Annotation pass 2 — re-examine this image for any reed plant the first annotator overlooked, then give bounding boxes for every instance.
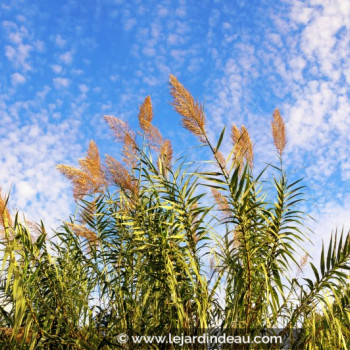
[0,76,349,349]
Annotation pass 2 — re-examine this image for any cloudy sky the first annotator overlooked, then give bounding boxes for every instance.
[1,0,350,262]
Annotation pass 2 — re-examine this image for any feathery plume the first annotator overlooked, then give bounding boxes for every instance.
[231,124,240,145]
[271,109,286,156]
[169,74,207,143]
[104,116,133,143]
[0,188,12,232]
[78,141,104,183]
[105,155,138,195]
[298,253,309,273]
[66,223,98,245]
[146,125,163,151]
[56,165,90,200]
[231,124,254,168]
[158,139,173,174]
[138,95,164,150]
[25,221,42,240]
[215,151,228,176]
[138,96,153,132]
[104,115,138,168]
[241,126,254,167]
[211,188,230,218]
[122,135,138,168]
[57,140,106,200]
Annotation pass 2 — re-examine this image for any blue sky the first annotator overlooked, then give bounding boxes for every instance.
[1,0,350,261]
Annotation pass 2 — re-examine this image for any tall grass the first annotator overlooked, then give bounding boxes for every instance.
[0,76,349,349]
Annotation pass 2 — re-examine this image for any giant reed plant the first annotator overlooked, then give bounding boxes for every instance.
[0,76,349,349]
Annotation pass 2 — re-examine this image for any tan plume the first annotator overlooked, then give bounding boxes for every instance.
[66,223,98,245]
[231,124,254,168]
[25,221,43,241]
[105,155,138,195]
[104,116,138,168]
[298,253,309,273]
[0,188,12,233]
[147,125,164,151]
[271,109,286,156]
[169,74,207,143]
[158,139,173,175]
[215,151,228,176]
[138,95,164,151]
[79,141,104,182]
[138,95,153,132]
[57,140,106,200]
[211,188,230,218]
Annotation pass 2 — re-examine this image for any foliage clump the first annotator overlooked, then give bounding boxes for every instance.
[0,76,349,349]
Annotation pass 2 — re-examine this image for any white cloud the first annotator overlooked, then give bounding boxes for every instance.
[0,119,82,229]
[59,51,73,65]
[142,47,156,57]
[5,43,32,71]
[202,0,350,276]
[53,77,70,89]
[11,72,26,85]
[278,1,350,188]
[51,64,62,73]
[16,181,36,205]
[2,21,34,71]
[8,31,23,44]
[55,34,66,48]
[124,18,136,31]
[79,84,88,94]
[302,195,350,268]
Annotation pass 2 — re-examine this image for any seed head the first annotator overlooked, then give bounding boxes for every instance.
[158,139,173,175]
[298,253,309,273]
[104,115,138,168]
[211,188,230,218]
[0,188,12,234]
[105,155,138,195]
[66,223,98,245]
[231,124,254,168]
[271,109,286,156]
[138,95,153,132]
[57,140,106,200]
[169,74,207,143]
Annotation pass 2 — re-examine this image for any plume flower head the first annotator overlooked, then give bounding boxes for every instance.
[215,150,228,175]
[0,188,12,233]
[231,124,254,168]
[57,140,106,200]
[158,139,173,175]
[138,95,153,132]
[169,74,207,143]
[211,188,230,218]
[104,115,138,168]
[105,155,138,195]
[66,223,99,246]
[271,109,286,156]
[138,95,164,151]
[298,253,309,273]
